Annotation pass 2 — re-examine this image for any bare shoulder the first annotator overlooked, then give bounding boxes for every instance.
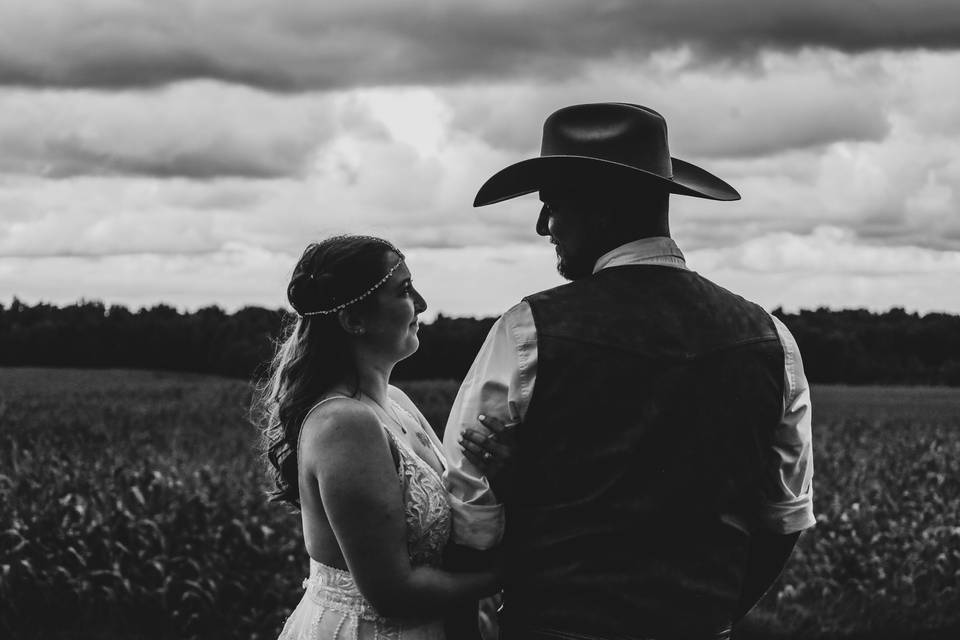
[299,397,385,462]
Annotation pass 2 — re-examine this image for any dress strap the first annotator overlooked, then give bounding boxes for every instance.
[298,395,404,473]
[302,395,353,427]
[378,423,404,473]
[297,395,353,461]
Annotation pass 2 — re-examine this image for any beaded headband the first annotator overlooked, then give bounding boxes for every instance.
[298,238,405,318]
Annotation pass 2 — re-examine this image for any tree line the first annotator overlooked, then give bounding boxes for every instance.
[1,299,958,385]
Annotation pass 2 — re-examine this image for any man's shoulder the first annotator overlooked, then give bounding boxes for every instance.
[688,271,778,328]
[522,280,577,301]
[522,277,594,306]
[497,299,535,336]
[525,266,705,303]
[767,313,804,359]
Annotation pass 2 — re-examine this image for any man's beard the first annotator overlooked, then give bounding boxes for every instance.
[555,245,594,281]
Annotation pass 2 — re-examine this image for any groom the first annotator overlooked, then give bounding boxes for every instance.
[443,103,815,639]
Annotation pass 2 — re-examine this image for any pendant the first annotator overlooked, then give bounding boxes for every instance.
[415,431,431,448]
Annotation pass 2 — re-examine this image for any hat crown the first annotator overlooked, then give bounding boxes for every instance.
[472,100,740,207]
[540,103,673,178]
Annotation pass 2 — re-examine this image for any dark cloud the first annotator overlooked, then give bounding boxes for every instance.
[34,140,300,180]
[2,1,960,91]
[448,77,893,161]
[0,138,307,180]
[671,96,891,159]
[857,219,960,251]
[0,84,378,180]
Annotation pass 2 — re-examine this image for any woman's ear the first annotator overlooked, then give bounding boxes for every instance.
[337,309,366,336]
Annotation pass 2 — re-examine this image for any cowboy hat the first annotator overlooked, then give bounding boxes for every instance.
[473,102,740,206]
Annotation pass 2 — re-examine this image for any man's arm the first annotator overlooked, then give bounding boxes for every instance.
[440,302,536,639]
[734,317,817,620]
[441,301,536,550]
[734,530,800,621]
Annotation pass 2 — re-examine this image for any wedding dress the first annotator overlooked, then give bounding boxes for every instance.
[278,397,452,640]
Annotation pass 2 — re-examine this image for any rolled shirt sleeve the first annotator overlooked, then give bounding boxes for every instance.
[442,301,537,550]
[763,316,816,534]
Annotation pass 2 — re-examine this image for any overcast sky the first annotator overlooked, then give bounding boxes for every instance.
[2,0,960,318]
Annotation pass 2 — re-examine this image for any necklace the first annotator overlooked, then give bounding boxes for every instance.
[350,390,445,473]
[392,401,434,450]
[366,395,444,471]
[391,401,446,472]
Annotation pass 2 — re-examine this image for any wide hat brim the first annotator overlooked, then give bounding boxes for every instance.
[474,155,740,207]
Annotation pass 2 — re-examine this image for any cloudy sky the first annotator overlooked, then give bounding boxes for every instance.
[2,0,960,319]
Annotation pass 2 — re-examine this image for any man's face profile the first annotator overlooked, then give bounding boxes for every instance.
[537,189,598,280]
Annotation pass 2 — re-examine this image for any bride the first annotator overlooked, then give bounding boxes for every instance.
[256,235,509,639]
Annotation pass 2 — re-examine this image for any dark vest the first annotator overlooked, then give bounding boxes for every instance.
[502,265,785,640]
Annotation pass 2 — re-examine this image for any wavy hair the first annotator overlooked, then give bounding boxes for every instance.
[253,235,402,508]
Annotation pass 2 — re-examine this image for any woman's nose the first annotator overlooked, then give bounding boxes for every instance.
[413,288,428,313]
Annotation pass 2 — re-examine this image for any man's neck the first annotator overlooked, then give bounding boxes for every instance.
[591,236,686,274]
[590,230,671,265]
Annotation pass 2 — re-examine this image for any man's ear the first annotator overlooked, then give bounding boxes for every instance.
[337,309,366,336]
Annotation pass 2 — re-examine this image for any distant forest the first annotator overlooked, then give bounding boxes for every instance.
[1,299,959,386]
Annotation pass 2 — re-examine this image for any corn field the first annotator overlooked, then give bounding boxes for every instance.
[1,368,959,639]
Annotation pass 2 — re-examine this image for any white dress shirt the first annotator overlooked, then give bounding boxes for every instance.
[442,237,816,550]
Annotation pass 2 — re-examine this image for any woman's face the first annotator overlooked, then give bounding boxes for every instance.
[357,254,427,362]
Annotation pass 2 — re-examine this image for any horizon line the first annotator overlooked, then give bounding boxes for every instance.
[4,295,959,321]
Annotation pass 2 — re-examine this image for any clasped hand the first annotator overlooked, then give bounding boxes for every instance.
[458,414,517,501]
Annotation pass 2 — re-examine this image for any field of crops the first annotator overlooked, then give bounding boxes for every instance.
[1,367,959,639]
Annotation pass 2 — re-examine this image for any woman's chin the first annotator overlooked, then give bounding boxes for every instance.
[398,335,419,360]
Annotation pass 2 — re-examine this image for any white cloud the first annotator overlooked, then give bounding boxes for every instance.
[0,243,294,312]
[0,13,958,316]
[686,227,960,313]
[6,228,960,317]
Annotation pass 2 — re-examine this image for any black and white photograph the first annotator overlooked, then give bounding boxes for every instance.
[1,2,959,639]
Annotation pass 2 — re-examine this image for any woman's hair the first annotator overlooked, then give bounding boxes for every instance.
[253,235,402,508]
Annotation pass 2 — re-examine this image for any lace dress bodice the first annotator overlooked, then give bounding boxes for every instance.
[279,397,452,640]
[389,422,452,567]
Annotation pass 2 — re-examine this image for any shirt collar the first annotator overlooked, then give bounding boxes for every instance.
[592,236,688,274]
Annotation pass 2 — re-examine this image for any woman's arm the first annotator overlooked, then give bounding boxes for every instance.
[301,401,499,618]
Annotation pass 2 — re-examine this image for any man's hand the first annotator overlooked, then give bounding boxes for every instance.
[458,414,518,501]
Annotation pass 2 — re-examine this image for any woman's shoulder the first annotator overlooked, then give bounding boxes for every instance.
[299,396,403,478]
[301,396,384,451]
